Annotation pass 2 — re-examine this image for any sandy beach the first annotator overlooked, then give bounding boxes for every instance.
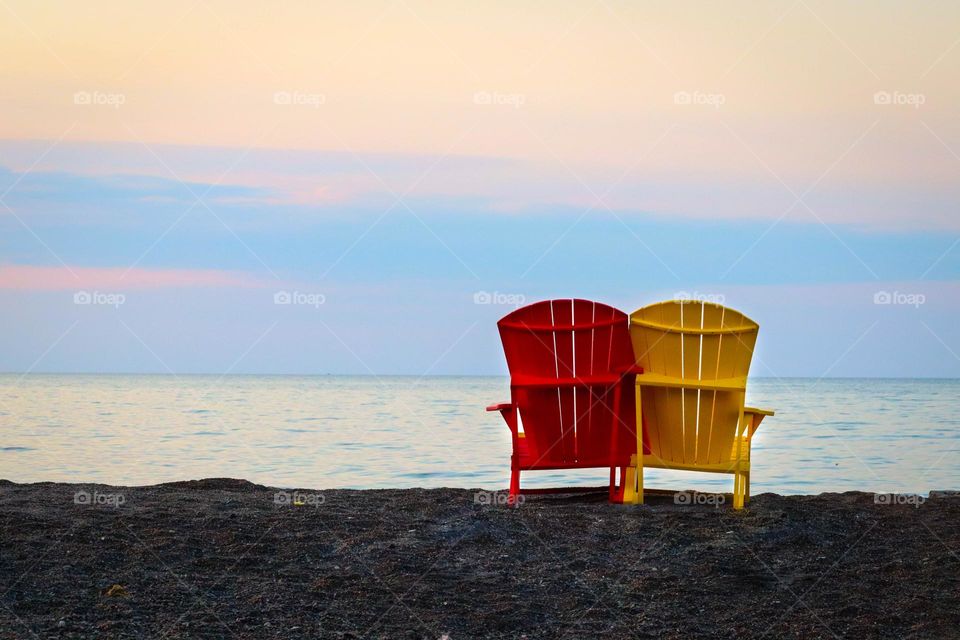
[1,479,958,639]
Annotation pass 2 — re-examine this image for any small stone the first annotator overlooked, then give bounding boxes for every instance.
[58,619,66,629]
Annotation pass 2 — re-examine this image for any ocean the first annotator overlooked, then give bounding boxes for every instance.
[1,375,957,495]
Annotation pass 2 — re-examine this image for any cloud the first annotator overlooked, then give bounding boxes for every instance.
[0,164,275,207]
[3,136,960,232]
[0,141,515,211]
[0,264,268,291]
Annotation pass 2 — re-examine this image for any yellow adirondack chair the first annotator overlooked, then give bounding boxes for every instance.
[621,300,774,509]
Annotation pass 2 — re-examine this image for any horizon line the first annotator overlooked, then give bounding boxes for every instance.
[3,371,959,381]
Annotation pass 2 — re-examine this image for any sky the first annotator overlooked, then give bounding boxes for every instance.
[1,1,959,377]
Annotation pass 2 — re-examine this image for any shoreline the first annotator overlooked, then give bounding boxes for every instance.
[2,479,958,638]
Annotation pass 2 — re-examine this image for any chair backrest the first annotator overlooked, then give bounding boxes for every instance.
[498,299,636,468]
[629,300,759,466]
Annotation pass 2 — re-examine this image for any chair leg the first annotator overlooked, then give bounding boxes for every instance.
[622,463,635,504]
[634,384,645,505]
[732,473,744,510]
[743,472,750,506]
[618,466,627,503]
[609,466,629,503]
[609,467,625,503]
[636,458,644,505]
[508,466,520,507]
[623,455,643,505]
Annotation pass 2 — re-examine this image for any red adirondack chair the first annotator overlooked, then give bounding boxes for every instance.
[487,299,643,503]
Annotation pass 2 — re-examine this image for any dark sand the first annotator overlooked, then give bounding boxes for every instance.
[1,479,958,639]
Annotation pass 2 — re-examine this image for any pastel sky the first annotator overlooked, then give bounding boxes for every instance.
[1,1,959,376]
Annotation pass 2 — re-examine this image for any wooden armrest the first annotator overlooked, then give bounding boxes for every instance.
[487,402,519,435]
[743,406,774,439]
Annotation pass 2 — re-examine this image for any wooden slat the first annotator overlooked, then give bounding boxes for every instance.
[699,303,726,380]
[681,302,702,464]
[698,388,718,465]
[735,330,758,379]
[573,299,596,462]
[658,302,683,378]
[634,373,746,391]
[698,303,725,465]
[510,373,621,388]
[707,390,740,464]
[552,300,575,463]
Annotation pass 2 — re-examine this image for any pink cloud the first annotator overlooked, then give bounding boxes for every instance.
[0,264,267,291]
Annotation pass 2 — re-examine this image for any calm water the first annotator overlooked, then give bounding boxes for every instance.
[1,375,958,495]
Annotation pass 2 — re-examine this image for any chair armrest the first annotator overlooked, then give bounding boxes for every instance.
[487,402,518,435]
[743,407,774,439]
[616,364,645,376]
